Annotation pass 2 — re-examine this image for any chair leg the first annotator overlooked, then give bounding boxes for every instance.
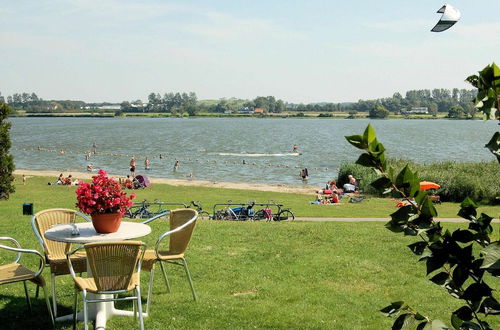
[181,258,198,301]
[158,261,171,293]
[41,284,55,325]
[73,287,78,330]
[136,286,145,330]
[82,290,88,330]
[23,281,33,312]
[51,273,57,317]
[146,267,155,315]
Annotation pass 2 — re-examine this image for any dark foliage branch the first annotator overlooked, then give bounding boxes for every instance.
[345,124,499,330]
[0,102,15,199]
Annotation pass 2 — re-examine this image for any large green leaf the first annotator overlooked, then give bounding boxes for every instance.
[380,301,406,317]
[484,131,500,163]
[355,153,378,167]
[363,124,376,144]
[480,242,500,270]
[345,134,367,150]
[429,272,449,285]
[408,241,428,255]
[462,283,493,301]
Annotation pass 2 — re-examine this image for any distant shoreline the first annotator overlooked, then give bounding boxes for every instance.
[14,169,316,195]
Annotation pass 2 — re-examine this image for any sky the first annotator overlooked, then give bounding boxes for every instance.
[0,0,499,103]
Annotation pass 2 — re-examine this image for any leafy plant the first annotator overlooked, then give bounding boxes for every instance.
[465,63,500,162]
[345,124,499,330]
[75,169,136,215]
[0,102,15,199]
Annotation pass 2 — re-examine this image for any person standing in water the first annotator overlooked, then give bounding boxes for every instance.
[293,144,299,153]
[174,160,180,171]
[144,157,151,170]
[130,156,136,177]
[92,141,97,154]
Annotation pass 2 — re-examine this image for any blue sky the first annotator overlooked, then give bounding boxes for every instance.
[0,0,499,103]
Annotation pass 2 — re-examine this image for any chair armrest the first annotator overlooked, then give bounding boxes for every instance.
[0,237,46,276]
[66,245,86,279]
[142,211,170,224]
[154,213,198,257]
[76,211,92,222]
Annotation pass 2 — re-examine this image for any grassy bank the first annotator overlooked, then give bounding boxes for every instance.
[339,160,500,204]
[1,178,498,329]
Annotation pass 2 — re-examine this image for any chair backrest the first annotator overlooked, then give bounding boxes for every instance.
[32,209,88,260]
[85,241,145,292]
[168,209,198,255]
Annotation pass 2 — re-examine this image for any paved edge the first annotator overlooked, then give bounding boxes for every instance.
[295,217,499,223]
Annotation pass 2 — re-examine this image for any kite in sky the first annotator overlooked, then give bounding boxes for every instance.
[431,3,461,32]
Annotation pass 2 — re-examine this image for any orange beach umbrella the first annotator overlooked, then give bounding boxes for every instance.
[420,181,440,190]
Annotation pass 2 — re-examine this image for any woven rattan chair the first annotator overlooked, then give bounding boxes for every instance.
[0,237,54,325]
[31,208,91,317]
[141,209,198,314]
[67,241,146,330]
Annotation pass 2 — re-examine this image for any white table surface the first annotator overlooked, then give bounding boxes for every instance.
[44,221,151,244]
[44,221,151,329]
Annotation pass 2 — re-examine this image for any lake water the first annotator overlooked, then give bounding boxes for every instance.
[9,117,498,187]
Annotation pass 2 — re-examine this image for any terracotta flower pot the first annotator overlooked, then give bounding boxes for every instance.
[91,213,122,233]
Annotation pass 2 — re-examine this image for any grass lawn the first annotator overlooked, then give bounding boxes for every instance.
[0,176,498,329]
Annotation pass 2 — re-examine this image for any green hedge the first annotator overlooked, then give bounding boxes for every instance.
[339,160,500,204]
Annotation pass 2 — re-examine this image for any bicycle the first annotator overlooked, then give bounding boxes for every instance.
[125,199,187,219]
[188,201,211,220]
[212,201,256,221]
[253,202,295,221]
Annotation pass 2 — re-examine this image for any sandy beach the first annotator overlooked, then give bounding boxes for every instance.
[14,169,317,195]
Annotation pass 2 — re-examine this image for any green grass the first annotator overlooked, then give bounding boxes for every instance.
[0,177,498,329]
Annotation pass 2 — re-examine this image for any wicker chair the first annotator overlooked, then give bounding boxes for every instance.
[0,237,54,325]
[31,208,90,317]
[141,209,198,314]
[67,241,146,330]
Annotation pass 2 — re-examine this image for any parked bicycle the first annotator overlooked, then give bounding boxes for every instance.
[188,201,211,220]
[125,199,188,219]
[252,201,295,221]
[212,201,256,221]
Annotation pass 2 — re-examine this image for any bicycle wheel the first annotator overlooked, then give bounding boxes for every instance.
[252,209,266,220]
[198,211,210,220]
[274,210,295,221]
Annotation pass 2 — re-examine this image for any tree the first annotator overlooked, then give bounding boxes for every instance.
[369,105,389,118]
[0,102,15,199]
[345,125,498,330]
[448,105,465,118]
[466,62,500,162]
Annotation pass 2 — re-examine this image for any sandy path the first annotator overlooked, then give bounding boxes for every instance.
[14,169,317,195]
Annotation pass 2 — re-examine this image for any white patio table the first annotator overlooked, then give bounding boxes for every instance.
[44,221,151,329]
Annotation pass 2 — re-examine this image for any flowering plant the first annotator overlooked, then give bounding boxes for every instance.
[75,170,135,216]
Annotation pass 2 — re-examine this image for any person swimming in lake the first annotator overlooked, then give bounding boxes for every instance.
[174,160,180,171]
[293,144,299,153]
[144,157,151,170]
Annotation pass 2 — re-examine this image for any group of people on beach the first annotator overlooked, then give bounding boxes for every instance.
[48,173,77,186]
[313,175,359,204]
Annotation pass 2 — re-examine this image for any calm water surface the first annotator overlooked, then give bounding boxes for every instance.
[10,117,498,187]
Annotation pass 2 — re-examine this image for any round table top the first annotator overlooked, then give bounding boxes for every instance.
[44,222,151,244]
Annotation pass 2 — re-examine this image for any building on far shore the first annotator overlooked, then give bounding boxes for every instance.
[253,107,264,114]
[402,106,429,115]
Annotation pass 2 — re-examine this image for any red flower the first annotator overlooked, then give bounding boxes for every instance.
[75,170,135,216]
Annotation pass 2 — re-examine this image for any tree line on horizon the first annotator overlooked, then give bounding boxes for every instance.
[0,87,477,118]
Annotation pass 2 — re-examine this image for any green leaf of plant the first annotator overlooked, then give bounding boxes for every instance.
[370,177,393,192]
[363,124,376,144]
[355,153,378,167]
[408,241,428,255]
[452,265,469,288]
[484,131,500,163]
[392,313,414,330]
[479,297,500,315]
[420,197,437,218]
[345,134,367,150]
[453,306,473,321]
[462,283,493,301]
[451,229,474,243]
[429,272,448,285]
[416,321,428,330]
[380,301,405,316]
[480,242,500,270]
[457,197,478,220]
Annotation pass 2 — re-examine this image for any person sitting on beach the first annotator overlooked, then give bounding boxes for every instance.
[87,163,94,172]
[348,175,357,186]
[63,174,73,185]
[343,175,358,193]
[123,175,133,189]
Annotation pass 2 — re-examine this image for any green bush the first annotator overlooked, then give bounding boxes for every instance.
[339,160,499,204]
